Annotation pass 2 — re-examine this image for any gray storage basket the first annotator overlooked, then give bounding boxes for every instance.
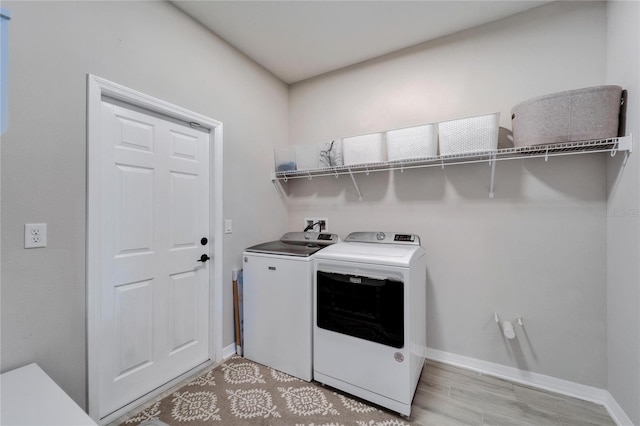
[511,85,623,147]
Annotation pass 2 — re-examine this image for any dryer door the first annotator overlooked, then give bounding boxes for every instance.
[316,270,404,348]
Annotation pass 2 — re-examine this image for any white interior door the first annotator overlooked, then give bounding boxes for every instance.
[97,99,210,418]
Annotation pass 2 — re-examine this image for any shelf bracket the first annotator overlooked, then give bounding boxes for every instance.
[616,134,633,153]
[611,135,633,165]
[347,168,363,201]
[271,173,288,200]
[489,153,497,199]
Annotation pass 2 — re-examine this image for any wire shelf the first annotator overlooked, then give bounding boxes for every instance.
[271,136,632,200]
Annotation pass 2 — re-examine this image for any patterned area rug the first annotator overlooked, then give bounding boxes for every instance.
[121,356,414,426]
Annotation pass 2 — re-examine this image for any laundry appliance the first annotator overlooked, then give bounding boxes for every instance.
[313,231,427,416]
[243,231,339,381]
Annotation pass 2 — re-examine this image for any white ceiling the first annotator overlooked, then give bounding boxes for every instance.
[171,1,551,84]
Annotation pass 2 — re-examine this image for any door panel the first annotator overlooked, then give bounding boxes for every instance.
[116,114,154,152]
[169,271,198,353]
[99,101,210,418]
[115,165,154,254]
[114,280,153,378]
[170,172,198,247]
[170,129,199,159]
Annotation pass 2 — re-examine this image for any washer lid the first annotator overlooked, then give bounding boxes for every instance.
[314,241,425,267]
[245,240,322,257]
[245,232,339,257]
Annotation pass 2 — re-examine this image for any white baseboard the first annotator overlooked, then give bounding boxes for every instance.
[602,392,635,426]
[425,348,633,426]
[222,342,237,360]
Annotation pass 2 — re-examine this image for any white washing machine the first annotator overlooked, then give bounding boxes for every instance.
[313,232,427,416]
[243,232,339,381]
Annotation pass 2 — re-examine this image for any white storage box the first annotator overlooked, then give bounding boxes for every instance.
[439,112,500,155]
[275,140,344,172]
[274,148,296,172]
[386,124,438,161]
[511,85,623,147]
[342,133,387,165]
[295,143,318,171]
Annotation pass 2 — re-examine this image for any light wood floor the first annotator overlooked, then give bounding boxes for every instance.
[112,358,617,426]
[412,360,616,426]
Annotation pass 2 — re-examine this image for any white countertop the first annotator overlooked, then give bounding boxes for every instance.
[0,363,98,426]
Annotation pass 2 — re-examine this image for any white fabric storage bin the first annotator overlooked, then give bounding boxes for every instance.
[438,112,500,155]
[342,133,387,165]
[295,143,319,170]
[386,124,438,161]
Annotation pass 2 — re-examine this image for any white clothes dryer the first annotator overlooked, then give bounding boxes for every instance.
[313,232,427,416]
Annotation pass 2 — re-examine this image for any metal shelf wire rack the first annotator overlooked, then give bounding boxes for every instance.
[271,135,632,200]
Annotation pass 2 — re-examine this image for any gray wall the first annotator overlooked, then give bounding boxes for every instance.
[2,0,639,422]
[288,1,609,388]
[606,2,640,424]
[0,1,289,408]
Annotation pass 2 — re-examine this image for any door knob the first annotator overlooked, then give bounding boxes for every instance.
[198,254,210,263]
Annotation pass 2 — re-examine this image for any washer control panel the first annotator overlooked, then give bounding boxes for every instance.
[345,232,420,245]
[281,232,339,245]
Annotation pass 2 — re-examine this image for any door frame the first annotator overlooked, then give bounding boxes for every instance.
[86,74,224,424]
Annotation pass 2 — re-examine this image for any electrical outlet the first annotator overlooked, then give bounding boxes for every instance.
[25,223,47,248]
[304,217,328,232]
